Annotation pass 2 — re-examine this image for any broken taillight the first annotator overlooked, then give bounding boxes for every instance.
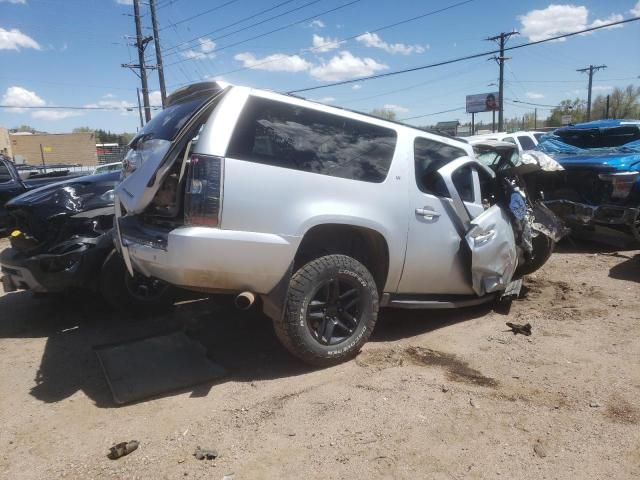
[184,154,223,227]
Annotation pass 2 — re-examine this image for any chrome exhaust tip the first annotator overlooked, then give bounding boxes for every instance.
[234,291,255,310]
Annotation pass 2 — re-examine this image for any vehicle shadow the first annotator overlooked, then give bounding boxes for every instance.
[609,253,640,283]
[557,230,638,253]
[0,291,497,408]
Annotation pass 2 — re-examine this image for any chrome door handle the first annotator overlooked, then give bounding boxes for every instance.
[415,207,441,220]
[471,229,496,245]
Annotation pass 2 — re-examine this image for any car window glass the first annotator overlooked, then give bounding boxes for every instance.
[533,133,544,141]
[414,137,467,196]
[503,137,516,144]
[227,96,397,183]
[452,165,474,202]
[518,135,536,150]
[0,163,13,183]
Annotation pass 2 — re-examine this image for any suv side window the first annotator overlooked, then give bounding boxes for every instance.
[227,96,397,183]
[517,135,536,150]
[414,137,467,198]
[502,137,516,145]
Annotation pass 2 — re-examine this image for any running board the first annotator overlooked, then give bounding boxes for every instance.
[381,293,496,310]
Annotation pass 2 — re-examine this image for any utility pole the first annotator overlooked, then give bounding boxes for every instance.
[605,94,610,119]
[486,31,519,132]
[149,0,167,107]
[136,88,144,129]
[534,108,537,129]
[121,0,156,123]
[577,64,607,121]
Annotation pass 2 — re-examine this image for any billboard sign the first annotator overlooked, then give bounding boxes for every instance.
[466,92,500,113]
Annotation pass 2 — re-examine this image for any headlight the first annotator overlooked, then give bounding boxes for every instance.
[598,172,640,199]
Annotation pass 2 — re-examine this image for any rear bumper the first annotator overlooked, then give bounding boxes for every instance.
[543,199,639,228]
[119,221,300,294]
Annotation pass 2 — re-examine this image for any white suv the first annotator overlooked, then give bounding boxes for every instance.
[468,131,543,153]
[115,82,558,365]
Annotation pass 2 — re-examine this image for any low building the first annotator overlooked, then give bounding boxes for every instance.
[10,132,98,167]
[434,120,461,136]
[0,128,12,157]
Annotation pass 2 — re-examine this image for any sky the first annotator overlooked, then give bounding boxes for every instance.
[0,0,639,133]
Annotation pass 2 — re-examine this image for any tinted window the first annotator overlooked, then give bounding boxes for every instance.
[136,97,209,142]
[0,163,13,183]
[533,133,544,141]
[452,165,474,202]
[414,137,467,196]
[503,137,516,144]
[227,97,397,183]
[518,135,536,150]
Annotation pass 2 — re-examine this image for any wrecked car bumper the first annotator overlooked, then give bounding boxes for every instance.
[0,233,113,293]
[543,199,639,228]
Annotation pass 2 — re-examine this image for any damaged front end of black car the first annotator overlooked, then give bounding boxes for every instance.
[0,172,174,311]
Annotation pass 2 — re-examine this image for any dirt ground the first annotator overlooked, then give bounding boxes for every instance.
[0,236,639,480]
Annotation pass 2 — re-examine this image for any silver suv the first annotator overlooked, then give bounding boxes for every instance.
[115,82,557,365]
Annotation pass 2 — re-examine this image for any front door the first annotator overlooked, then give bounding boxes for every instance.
[397,137,484,295]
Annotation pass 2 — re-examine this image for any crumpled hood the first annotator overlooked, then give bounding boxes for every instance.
[551,152,640,172]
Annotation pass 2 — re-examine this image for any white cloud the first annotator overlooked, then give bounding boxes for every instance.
[352,84,362,90]
[526,91,545,99]
[631,1,640,16]
[309,51,387,81]
[1,86,45,112]
[589,13,624,30]
[31,110,82,120]
[234,52,312,72]
[311,34,341,53]
[181,37,216,59]
[356,32,427,55]
[0,0,27,4]
[312,96,336,104]
[84,99,134,110]
[383,104,409,114]
[592,85,613,91]
[148,90,162,106]
[115,0,133,5]
[518,4,626,42]
[0,27,40,50]
[309,20,325,28]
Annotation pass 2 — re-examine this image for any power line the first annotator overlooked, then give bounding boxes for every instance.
[577,64,607,121]
[162,0,323,56]
[0,104,160,111]
[287,16,640,94]
[168,0,477,86]
[399,107,466,121]
[159,0,242,31]
[165,0,361,68]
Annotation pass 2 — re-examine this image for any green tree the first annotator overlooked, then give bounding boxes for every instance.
[369,108,397,121]
[591,85,640,119]
[546,98,586,126]
[72,127,94,133]
[12,124,36,133]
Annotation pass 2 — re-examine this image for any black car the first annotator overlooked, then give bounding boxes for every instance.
[0,155,83,235]
[0,171,174,311]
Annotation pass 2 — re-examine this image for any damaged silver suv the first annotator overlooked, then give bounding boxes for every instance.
[115,82,560,366]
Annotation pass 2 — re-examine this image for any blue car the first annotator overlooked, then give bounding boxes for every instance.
[536,120,640,244]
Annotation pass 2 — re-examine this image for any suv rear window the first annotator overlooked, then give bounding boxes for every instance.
[226,96,397,183]
[517,135,536,150]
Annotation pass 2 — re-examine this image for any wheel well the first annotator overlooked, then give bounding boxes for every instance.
[294,224,390,292]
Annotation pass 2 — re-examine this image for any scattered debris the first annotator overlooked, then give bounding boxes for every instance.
[506,322,532,336]
[441,385,449,393]
[194,446,218,460]
[469,398,478,408]
[589,401,601,408]
[107,440,139,460]
[533,440,547,458]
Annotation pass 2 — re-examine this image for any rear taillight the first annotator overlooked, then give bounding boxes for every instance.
[184,154,223,227]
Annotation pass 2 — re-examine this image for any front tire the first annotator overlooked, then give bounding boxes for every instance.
[274,255,379,366]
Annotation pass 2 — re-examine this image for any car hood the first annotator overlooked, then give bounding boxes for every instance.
[550,152,640,172]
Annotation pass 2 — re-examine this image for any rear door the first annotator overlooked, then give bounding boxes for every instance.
[115,84,227,214]
[437,159,517,296]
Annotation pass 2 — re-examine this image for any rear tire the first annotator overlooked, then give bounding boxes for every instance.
[273,255,379,367]
[99,249,175,314]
